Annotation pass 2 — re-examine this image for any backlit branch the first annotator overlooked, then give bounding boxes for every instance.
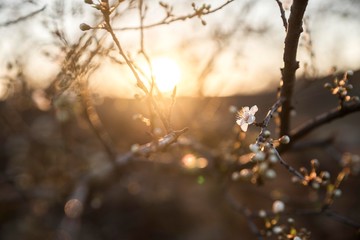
[58,128,188,238]
[0,5,46,27]
[279,0,309,136]
[113,0,234,31]
[274,0,288,31]
[290,102,360,143]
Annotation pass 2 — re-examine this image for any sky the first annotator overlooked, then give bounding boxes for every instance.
[0,0,360,98]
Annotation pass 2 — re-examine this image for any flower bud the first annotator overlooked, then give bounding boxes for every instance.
[352,96,360,102]
[273,226,282,234]
[258,209,267,218]
[324,82,332,89]
[311,181,320,189]
[279,135,290,144]
[272,200,285,213]
[333,189,342,197]
[131,144,140,153]
[249,143,260,153]
[80,23,91,31]
[320,171,330,180]
[263,130,271,138]
[84,0,93,4]
[269,154,278,164]
[239,169,252,179]
[231,172,240,181]
[311,159,320,168]
[287,218,294,224]
[229,105,238,113]
[253,151,266,161]
[346,70,354,76]
[265,169,277,179]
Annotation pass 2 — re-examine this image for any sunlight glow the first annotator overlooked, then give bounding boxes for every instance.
[151,57,181,92]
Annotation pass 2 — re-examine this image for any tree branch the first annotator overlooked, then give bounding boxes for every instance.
[58,128,188,237]
[273,147,305,180]
[279,0,309,136]
[226,193,264,240]
[290,102,360,143]
[256,98,284,144]
[0,5,46,27]
[274,0,288,31]
[113,0,234,31]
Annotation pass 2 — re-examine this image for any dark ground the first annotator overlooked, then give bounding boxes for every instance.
[0,71,360,240]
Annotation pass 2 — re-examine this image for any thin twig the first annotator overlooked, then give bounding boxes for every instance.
[58,128,188,236]
[279,0,309,137]
[113,0,234,31]
[274,0,288,31]
[79,79,117,161]
[294,208,360,230]
[0,5,46,27]
[102,6,171,132]
[226,193,264,240]
[256,98,284,144]
[324,209,360,229]
[273,147,305,180]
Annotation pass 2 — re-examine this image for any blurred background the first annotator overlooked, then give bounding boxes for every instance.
[0,0,360,239]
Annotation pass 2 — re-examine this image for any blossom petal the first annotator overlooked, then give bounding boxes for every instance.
[250,105,258,114]
[236,119,244,126]
[243,106,249,112]
[241,123,248,132]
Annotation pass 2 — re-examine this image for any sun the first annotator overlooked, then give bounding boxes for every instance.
[151,57,181,92]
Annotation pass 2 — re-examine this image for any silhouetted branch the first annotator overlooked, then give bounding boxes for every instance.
[0,5,46,27]
[80,84,117,161]
[256,98,284,144]
[279,0,309,136]
[273,147,305,180]
[324,209,360,229]
[292,209,360,229]
[102,3,172,133]
[113,0,234,31]
[291,136,334,151]
[274,0,288,31]
[290,102,360,143]
[226,193,264,240]
[58,127,188,237]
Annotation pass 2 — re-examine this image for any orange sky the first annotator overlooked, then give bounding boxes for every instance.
[0,0,360,98]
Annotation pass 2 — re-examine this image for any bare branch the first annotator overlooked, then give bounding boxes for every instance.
[226,193,264,240]
[0,5,46,27]
[290,102,360,143]
[279,0,309,136]
[113,0,234,31]
[273,147,305,180]
[324,209,360,229]
[79,81,117,161]
[274,0,288,31]
[256,98,284,144]
[58,128,188,236]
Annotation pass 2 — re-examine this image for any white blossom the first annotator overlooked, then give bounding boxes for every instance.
[236,105,258,132]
